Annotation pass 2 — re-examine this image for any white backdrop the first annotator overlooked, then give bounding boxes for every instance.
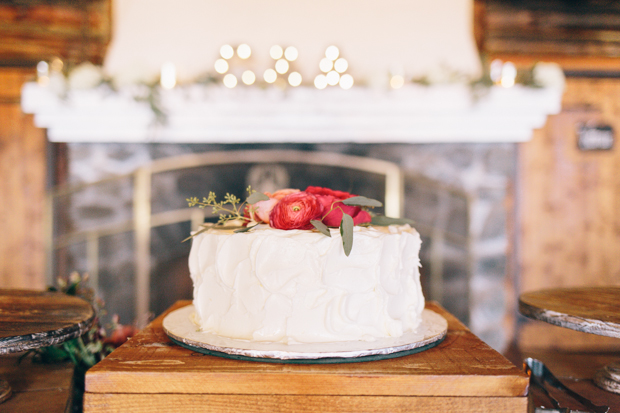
[104,0,482,85]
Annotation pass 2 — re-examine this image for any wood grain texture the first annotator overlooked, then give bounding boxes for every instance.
[0,353,74,412]
[519,287,620,338]
[0,289,95,355]
[595,361,620,394]
[83,394,528,413]
[84,301,528,412]
[0,1,111,65]
[482,0,620,58]
[517,77,620,351]
[0,68,47,290]
[0,379,11,403]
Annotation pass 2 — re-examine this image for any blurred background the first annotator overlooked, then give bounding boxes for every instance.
[1,0,619,356]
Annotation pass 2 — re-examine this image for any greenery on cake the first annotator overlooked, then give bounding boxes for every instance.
[187,186,414,256]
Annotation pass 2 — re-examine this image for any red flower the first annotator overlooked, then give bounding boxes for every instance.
[305,186,354,200]
[269,192,324,230]
[245,189,300,223]
[304,186,372,227]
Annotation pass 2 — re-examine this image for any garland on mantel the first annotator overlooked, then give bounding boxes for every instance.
[33,53,565,126]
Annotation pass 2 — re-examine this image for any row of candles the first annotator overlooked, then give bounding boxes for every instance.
[161,44,355,90]
[35,48,522,91]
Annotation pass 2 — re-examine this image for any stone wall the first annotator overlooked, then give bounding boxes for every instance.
[54,142,516,351]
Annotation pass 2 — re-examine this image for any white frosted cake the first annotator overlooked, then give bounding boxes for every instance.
[188,224,424,344]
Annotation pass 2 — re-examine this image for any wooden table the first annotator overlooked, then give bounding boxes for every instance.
[0,289,95,403]
[519,287,620,394]
[84,300,529,413]
[0,353,75,413]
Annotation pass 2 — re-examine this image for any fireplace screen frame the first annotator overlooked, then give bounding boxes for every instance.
[47,149,406,320]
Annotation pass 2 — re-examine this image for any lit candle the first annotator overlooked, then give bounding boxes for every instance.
[314,74,327,89]
[339,74,354,89]
[264,69,277,84]
[284,46,298,62]
[390,75,405,89]
[275,59,289,74]
[223,74,237,88]
[160,62,176,89]
[288,72,302,87]
[242,70,256,85]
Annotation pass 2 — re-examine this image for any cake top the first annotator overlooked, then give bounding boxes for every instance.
[186,185,415,256]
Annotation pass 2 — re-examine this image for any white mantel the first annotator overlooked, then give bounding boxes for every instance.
[21,82,563,143]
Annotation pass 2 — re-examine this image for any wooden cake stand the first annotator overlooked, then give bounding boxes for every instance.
[0,289,95,403]
[84,300,529,412]
[519,286,620,394]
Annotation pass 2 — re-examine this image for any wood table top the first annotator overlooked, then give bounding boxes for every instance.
[86,300,529,398]
[519,286,620,338]
[0,289,95,355]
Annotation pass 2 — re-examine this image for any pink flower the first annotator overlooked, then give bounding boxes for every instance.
[249,198,279,223]
[269,192,324,230]
[245,189,300,223]
[305,186,372,227]
[268,188,300,200]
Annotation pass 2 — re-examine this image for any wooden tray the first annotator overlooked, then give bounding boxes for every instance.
[84,301,529,412]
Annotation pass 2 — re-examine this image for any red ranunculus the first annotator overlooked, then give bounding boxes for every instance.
[245,189,300,223]
[304,186,372,227]
[305,186,354,199]
[269,192,324,230]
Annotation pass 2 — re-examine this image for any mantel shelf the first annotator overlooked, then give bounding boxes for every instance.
[21,82,563,143]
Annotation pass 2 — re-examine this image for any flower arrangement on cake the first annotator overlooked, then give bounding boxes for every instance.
[187,186,414,256]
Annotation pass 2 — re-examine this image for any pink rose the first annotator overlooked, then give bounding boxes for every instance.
[304,186,371,227]
[267,188,300,200]
[250,198,280,223]
[269,192,324,230]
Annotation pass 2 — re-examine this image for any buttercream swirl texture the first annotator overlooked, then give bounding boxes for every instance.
[189,224,424,344]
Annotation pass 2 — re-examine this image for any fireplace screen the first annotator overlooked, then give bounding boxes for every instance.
[50,149,454,325]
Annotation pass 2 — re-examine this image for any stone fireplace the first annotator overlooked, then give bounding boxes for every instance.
[48,140,516,351]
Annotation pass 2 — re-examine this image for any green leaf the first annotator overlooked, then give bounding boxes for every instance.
[371,216,416,226]
[182,226,210,242]
[246,192,270,204]
[234,224,258,233]
[340,213,354,256]
[311,220,331,237]
[342,196,383,207]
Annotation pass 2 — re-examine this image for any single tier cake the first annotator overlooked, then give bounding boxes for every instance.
[189,224,424,344]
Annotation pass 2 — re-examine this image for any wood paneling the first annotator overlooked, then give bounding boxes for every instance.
[0,68,47,289]
[517,77,620,351]
[0,1,111,65]
[476,0,620,72]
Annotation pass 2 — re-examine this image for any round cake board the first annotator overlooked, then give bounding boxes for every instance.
[163,304,447,364]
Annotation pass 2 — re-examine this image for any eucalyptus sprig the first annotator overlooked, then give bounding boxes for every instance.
[184,187,267,242]
[187,186,267,227]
